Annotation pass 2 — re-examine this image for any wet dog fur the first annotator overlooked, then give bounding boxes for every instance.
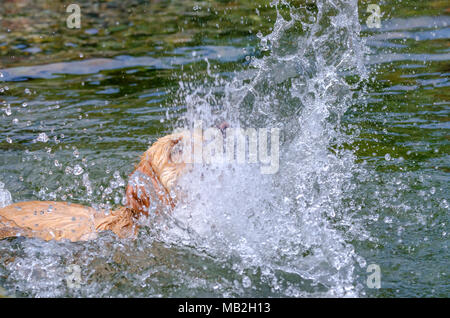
[0,132,190,242]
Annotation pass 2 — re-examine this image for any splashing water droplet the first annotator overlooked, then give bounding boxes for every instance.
[36,133,49,143]
[64,166,73,175]
[0,181,12,208]
[73,165,84,176]
[242,276,252,288]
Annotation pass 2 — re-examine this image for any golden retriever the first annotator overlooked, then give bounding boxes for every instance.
[0,132,194,242]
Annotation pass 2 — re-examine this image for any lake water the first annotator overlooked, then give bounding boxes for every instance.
[0,0,448,297]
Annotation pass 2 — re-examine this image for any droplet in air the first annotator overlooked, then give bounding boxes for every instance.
[73,165,84,176]
[384,153,391,161]
[0,182,13,208]
[242,276,252,288]
[65,166,73,175]
[36,133,49,143]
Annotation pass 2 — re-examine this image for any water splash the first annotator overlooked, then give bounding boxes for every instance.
[0,182,12,208]
[1,0,370,297]
[163,0,369,296]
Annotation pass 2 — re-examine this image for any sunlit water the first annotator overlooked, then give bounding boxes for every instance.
[0,0,448,297]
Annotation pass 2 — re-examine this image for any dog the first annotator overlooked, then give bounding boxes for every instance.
[0,132,193,242]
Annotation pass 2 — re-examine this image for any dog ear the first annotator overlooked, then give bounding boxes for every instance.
[125,180,149,216]
[125,158,153,216]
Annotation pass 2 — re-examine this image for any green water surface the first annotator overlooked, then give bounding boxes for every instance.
[0,0,448,297]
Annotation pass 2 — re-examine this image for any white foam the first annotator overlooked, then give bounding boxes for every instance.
[167,0,369,296]
[0,181,12,208]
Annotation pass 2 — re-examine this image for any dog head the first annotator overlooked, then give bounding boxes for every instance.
[125,132,187,216]
[125,123,229,217]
